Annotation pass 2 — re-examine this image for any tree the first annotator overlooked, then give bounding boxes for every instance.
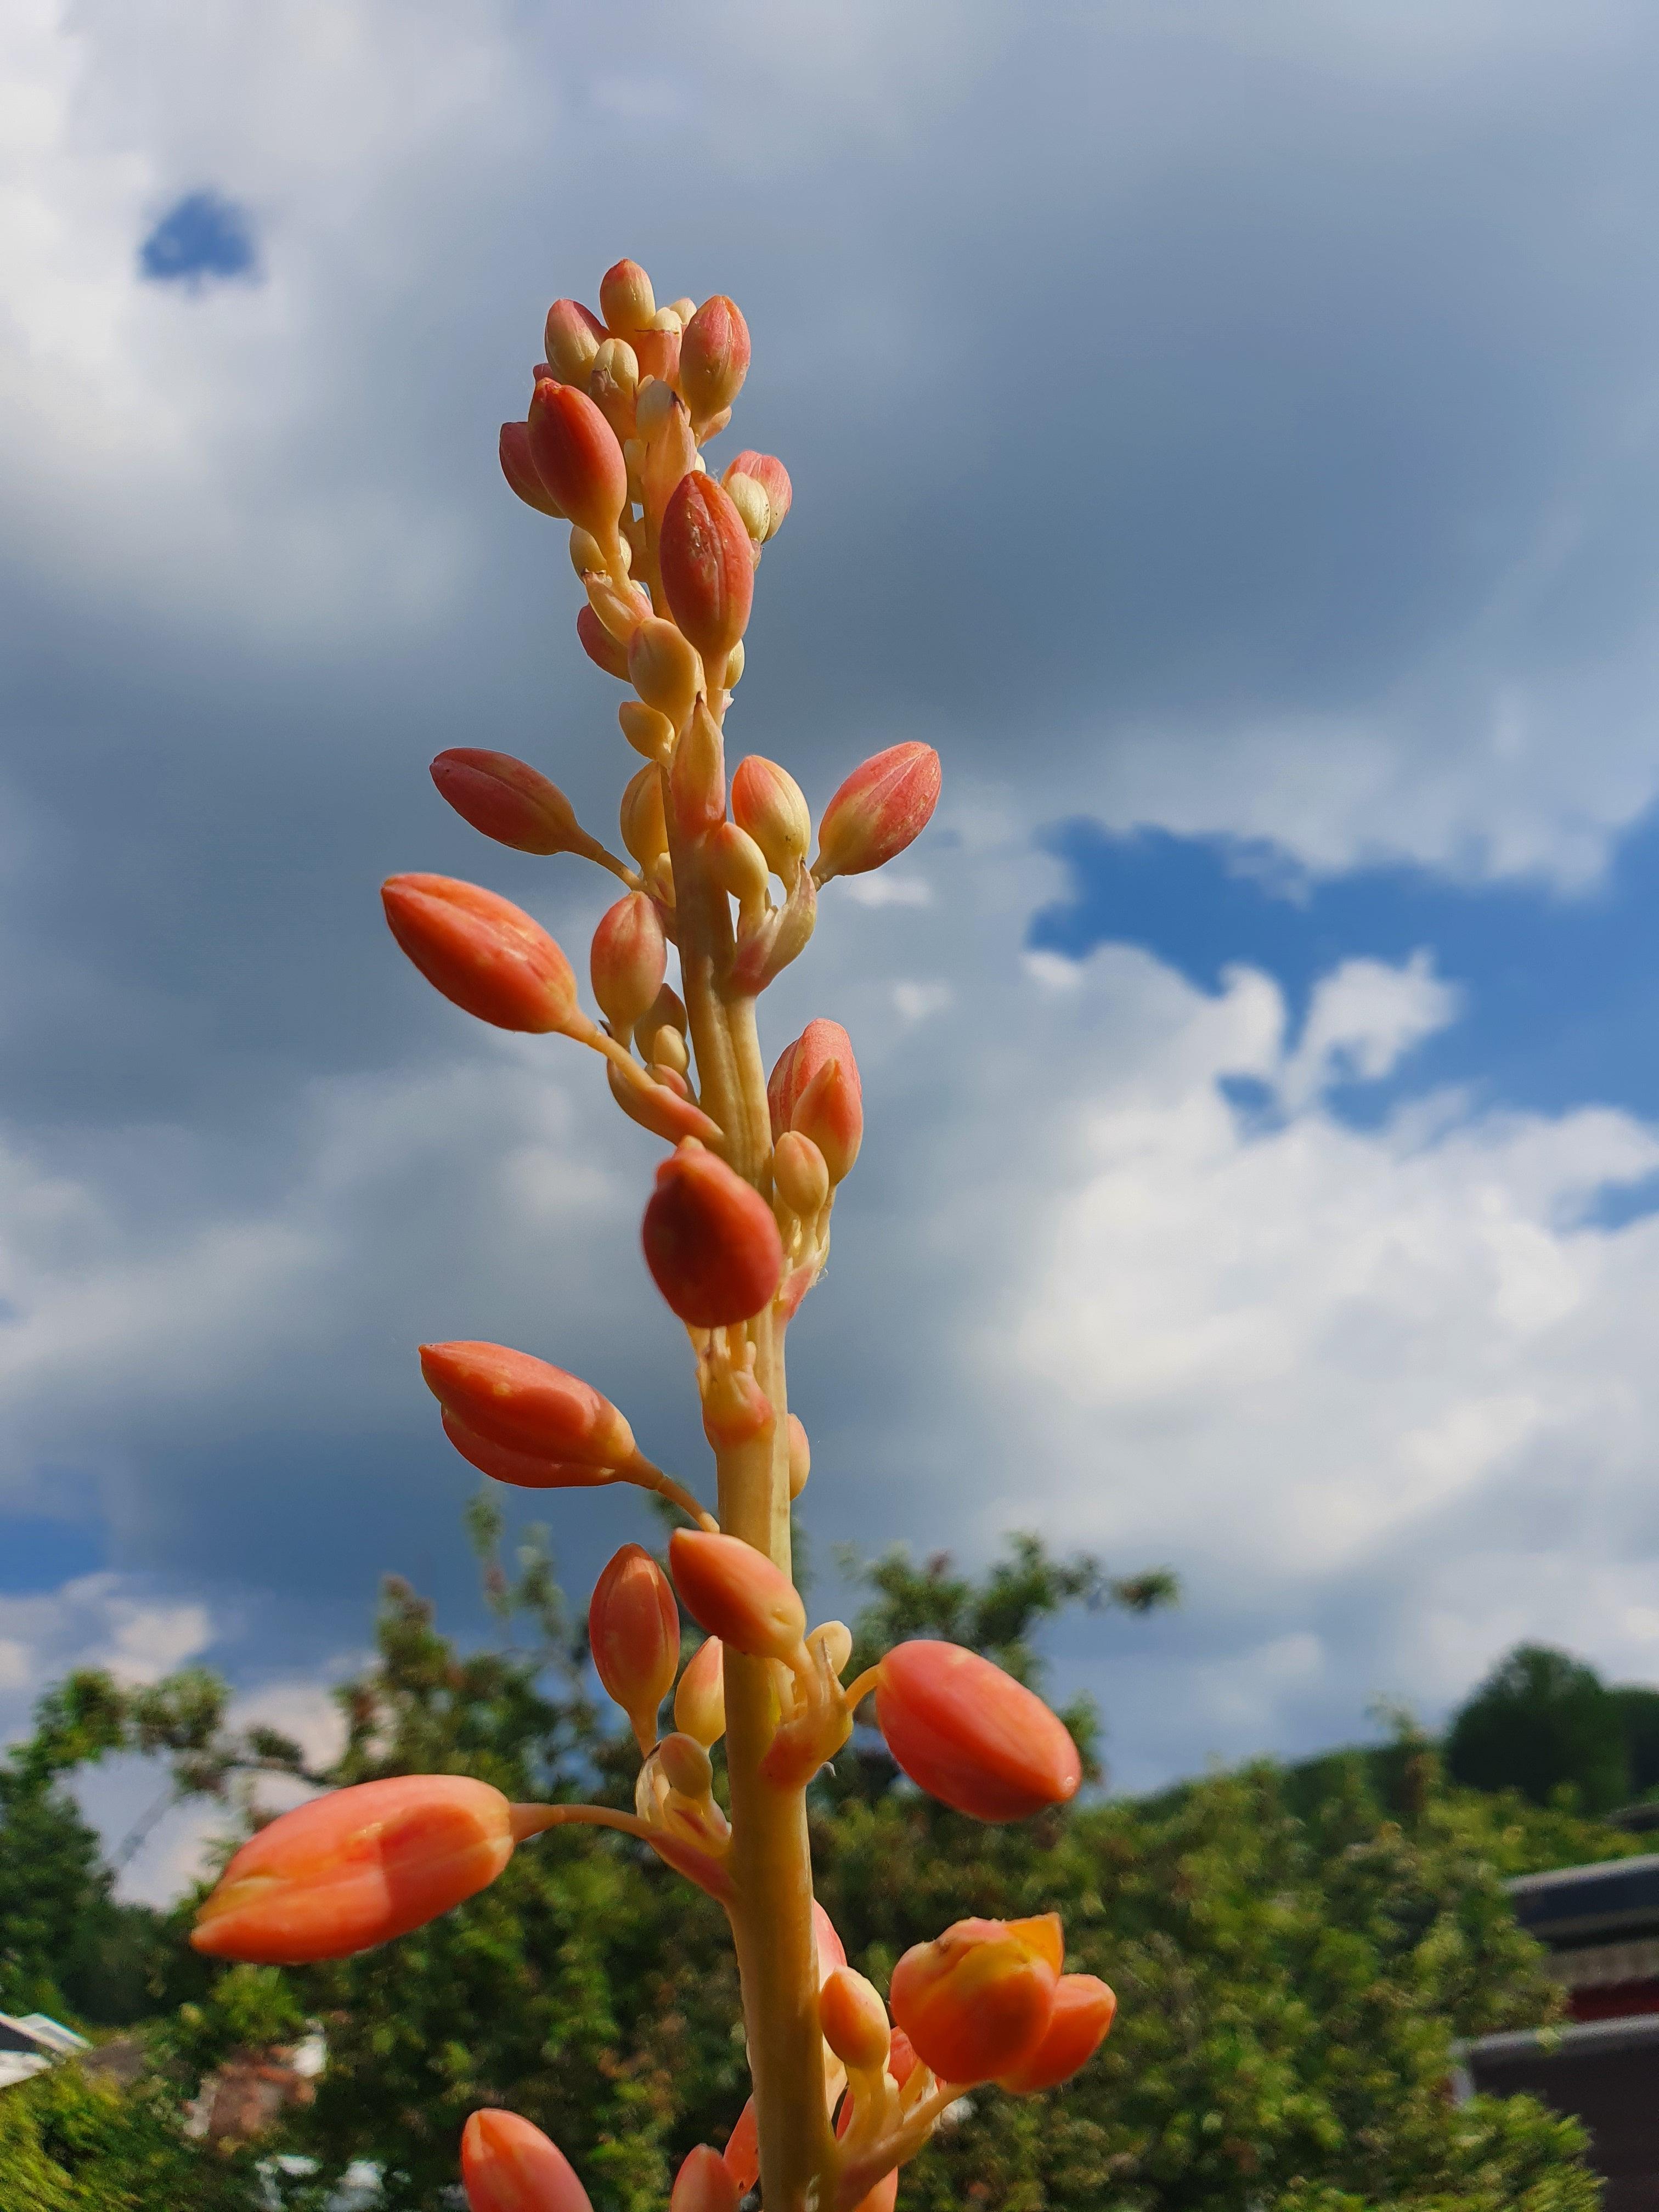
[1611,1683,1659,1800]
[1446,1644,1629,1813]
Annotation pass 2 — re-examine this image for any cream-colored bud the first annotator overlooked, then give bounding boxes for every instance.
[619,700,675,764]
[646,1024,690,1078]
[668,297,697,326]
[787,1412,810,1499]
[724,472,772,545]
[586,573,650,646]
[628,617,702,730]
[710,822,770,909]
[657,1731,714,1799]
[731,755,810,880]
[589,338,640,440]
[635,378,676,438]
[811,1620,853,1679]
[569,526,628,578]
[726,639,745,687]
[600,258,655,334]
[620,763,668,869]
[773,1130,829,1218]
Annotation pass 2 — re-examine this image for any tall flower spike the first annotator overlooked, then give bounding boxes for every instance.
[888,1914,1063,2085]
[871,1638,1082,1821]
[589,1543,681,1753]
[815,742,942,883]
[462,2110,594,2212]
[642,1142,784,1325]
[382,875,579,1035]
[419,1341,638,1468]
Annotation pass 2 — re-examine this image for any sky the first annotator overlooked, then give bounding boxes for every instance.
[6,0,1659,1901]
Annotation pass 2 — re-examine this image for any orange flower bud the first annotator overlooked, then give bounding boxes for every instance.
[816,742,941,882]
[668,1528,805,1661]
[679,295,751,423]
[887,2027,919,2088]
[590,1542,681,1752]
[628,616,702,729]
[873,1639,1081,1822]
[772,1130,829,1218]
[500,421,563,517]
[607,1059,723,1148]
[633,313,683,387]
[732,755,810,880]
[619,700,674,764]
[463,2109,592,2212]
[642,1143,784,1325]
[600,257,655,334]
[544,297,606,385]
[588,336,639,442]
[657,1729,714,1799]
[440,1409,613,1493]
[420,1341,637,1468]
[669,697,726,842]
[787,1412,811,1498]
[724,2100,759,2194]
[429,750,600,860]
[671,2145,739,2212]
[820,1966,890,2072]
[383,874,579,1035]
[191,1775,516,1963]
[674,1634,725,1746]
[590,893,667,1035]
[815,1898,848,1978]
[527,380,627,543]
[996,1973,1117,2094]
[619,763,669,870]
[586,571,652,645]
[888,1915,1062,2085]
[577,603,629,679]
[660,475,754,663]
[723,450,792,539]
[766,1019,863,1182]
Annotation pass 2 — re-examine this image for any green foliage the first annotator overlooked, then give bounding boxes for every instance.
[1611,1683,1659,1799]
[0,2061,259,2212]
[1447,1645,1632,1812]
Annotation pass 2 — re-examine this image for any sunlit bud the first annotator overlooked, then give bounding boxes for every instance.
[710,822,770,910]
[628,617,702,729]
[428,751,600,862]
[500,421,563,517]
[667,2146,737,2212]
[874,1639,1081,1821]
[620,764,669,870]
[731,756,810,881]
[674,1635,725,1746]
[820,1967,890,2072]
[545,297,606,384]
[669,697,726,842]
[679,295,751,424]
[816,743,941,882]
[644,1142,784,1327]
[586,572,652,646]
[527,380,628,544]
[660,475,754,664]
[787,1412,810,1498]
[668,1528,804,1661]
[191,1775,516,1963]
[463,2110,592,2212]
[608,1057,723,1148]
[887,2028,919,2089]
[724,451,792,539]
[815,1900,848,1979]
[590,1543,680,1753]
[634,312,683,387]
[569,526,629,578]
[724,2101,759,2194]
[441,1409,612,1493]
[635,377,678,439]
[664,296,695,326]
[657,1730,714,1801]
[767,1018,862,1181]
[600,257,655,334]
[996,1974,1117,2094]
[646,981,688,1041]
[641,395,699,520]
[646,1025,690,1079]
[701,1362,772,1450]
[810,1620,852,1677]
[577,603,630,680]
[889,1915,1062,2085]
[588,337,639,441]
[619,699,675,764]
[723,471,771,544]
[420,1341,637,1468]
[591,893,668,1035]
[383,874,578,1035]
[725,639,745,687]
[773,1127,831,1221]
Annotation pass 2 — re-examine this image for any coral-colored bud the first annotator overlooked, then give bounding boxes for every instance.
[500,421,563,517]
[588,337,639,441]
[619,700,675,764]
[642,1143,784,1326]
[723,472,771,544]
[463,2109,592,2212]
[440,1409,613,1493]
[660,475,754,663]
[420,1341,636,1468]
[383,875,578,1035]
[724,451,792,539]
[772,1130,829,1218]
[669,697,726,843]
[586,572,652,645]
[591,893,668,1035]
[732,755,810,881]
[590,1543,681,1753]
[873,1639,1081,1822]
[671,2144,739,2212]
[787,1413,811,1499]
[620,764,669,870]
[675,1635,725,1746]
[527,380,628,543]
[701,1362,773,1451]
[888,1915,1062,2086]
[820,1967,890,2072]
[679,296,751,423]
[600,257,655,334]
[767,1019,862,1182]
[816,743,941,882]
[724,2101,759,2194]
[996,1973,1117,2094]
[669,1528,805,1661]
[429,750,599,860]
[633,313,683,387]
[628,617,702,729]
[191,1776,515,1963]
[887,2028,919,2088]
[577,603,630,679]
[545,298,606,385]
[814,1898,848,1979]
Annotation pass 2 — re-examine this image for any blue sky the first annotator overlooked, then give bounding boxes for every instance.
[7,0,1659,1897]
